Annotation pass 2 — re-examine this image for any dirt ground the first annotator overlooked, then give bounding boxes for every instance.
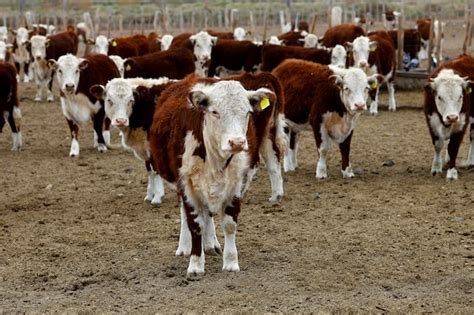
[0,74,472,313]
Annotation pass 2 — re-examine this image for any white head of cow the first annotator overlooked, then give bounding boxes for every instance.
[30,35,49,61]
[91,78,134,128]
[160,34,174,51]
[189,81,273,153]
[300,33,319,48]
[48,54,88,94]
[425,69,471,125]
[189,31,217,63]
[348,36,377,69]
[109,55,125,77]
[331,45,347,68]
[233,27,246,41]
[0,26,8,41]
[0,40,13,62]
[13,27,30,46]
[268,36,283,45]
[330,66,381,113]
[94,35,109,55]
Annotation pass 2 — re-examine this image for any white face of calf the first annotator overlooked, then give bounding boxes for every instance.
[92,78,134,128]
[50,54,88,95]
[233,27,246,41]
[189,31,217,64]
[268,36,283,45]
[0,41,11,61]
[426,69,470,125]
[0,26,8,41]
[160,34,174,51]
[109,55,125,77]
[330,66,379,113]
[14,27,29,46]
[349,36,377,69]
[331,45,347,68]
[301,34,319,48]
[189,81,272,154]
[30,35,48,61]
[95,35,109,55]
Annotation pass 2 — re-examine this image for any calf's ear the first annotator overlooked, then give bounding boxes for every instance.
[86,38,95,45]
[47,59,57,70]
[89,84,105,100]
[134,85,149,102]
[329,74,344,89]
[247,88,275,112]
[368,74,384,90]
[188,90,209,110]
[79,59,89,71]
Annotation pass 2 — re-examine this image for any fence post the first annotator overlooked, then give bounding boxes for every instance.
[427,16,435,73]
[397,14,404,71]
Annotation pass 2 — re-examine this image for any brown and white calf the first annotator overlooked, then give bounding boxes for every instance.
[424,55,474,179]
[48,54,120,156]
[91,33,158,58]
[0,62,22,151]
[123,47,195,79]
[348,34,396,114]
[224,72,288,203]
[273,60,380,178]
[29,30,78,102]
[149,75,272,277]
[12,27,32,82]
[90,77,176,204]
[207,40,262,77]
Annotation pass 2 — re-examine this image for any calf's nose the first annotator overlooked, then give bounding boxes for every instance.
[446,115,459,123]
[65,83,75,91]
[355,103,366,111]
[115,118,128,127]
[228,138,247,152]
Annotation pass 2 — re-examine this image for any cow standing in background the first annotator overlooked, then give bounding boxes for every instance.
[90,77,176,204]
[48,54,120,156]
[424,55,474,179]
[321,24,366,48]
[29,29,78,102]
[12,27,32,82]
[273,60,381,178]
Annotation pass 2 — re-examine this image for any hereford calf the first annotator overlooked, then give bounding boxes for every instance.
[277,31,305,46]
[109,55,125,77]
[92,34,156,58]
[90,77,176,204]
[224,72,288,202]
[273,60,380,178]
[207,40,262,77]
[424,55,474,179]
[12,27,32,82]
[159,34,174,51]
[149,75,272,276]
[261,44,337,72]
[348,34,396,114]
[0,62,22,151]
[0,41,14,63]
[321,24,366,48]
[123,47,195,79]
[48,54,120,156]
[29,30,78,102]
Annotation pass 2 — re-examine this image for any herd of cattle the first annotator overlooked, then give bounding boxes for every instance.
[0,16,473,277]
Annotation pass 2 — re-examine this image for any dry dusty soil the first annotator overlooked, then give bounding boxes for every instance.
[0,79,473,313]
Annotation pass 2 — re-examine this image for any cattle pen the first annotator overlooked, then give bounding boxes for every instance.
[0,0,473,313]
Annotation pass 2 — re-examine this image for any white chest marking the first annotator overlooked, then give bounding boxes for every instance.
[61,93,101,124]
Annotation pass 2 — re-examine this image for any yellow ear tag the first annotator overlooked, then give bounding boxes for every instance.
[125,64,131,71]
[370,81,378,89]
[7,47,13,52]
[467,86,472,95]
[111,40,117,47]
[260,97,270,110]
[370,46,377,52]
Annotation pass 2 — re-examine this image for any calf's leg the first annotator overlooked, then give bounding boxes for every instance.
[446,132,463,180]
[221,197,240,272]
[66,119,80,157]
[339,132,354,178]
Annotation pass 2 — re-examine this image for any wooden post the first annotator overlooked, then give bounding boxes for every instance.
[397,14,404,71]
[427,16,435,73]
[262,5,269,42]
[249,11,255,38]
[470,0,474,46]
[463,15,471,54]
[328,0,333,28]
[180,10,185,33]
[435,19,442,63]
[107,12,111,38]
[140,7,145,33]
[118,14,123,34]
[191,10,195,33]
[310,12,317,33]
[94,7,100,35]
